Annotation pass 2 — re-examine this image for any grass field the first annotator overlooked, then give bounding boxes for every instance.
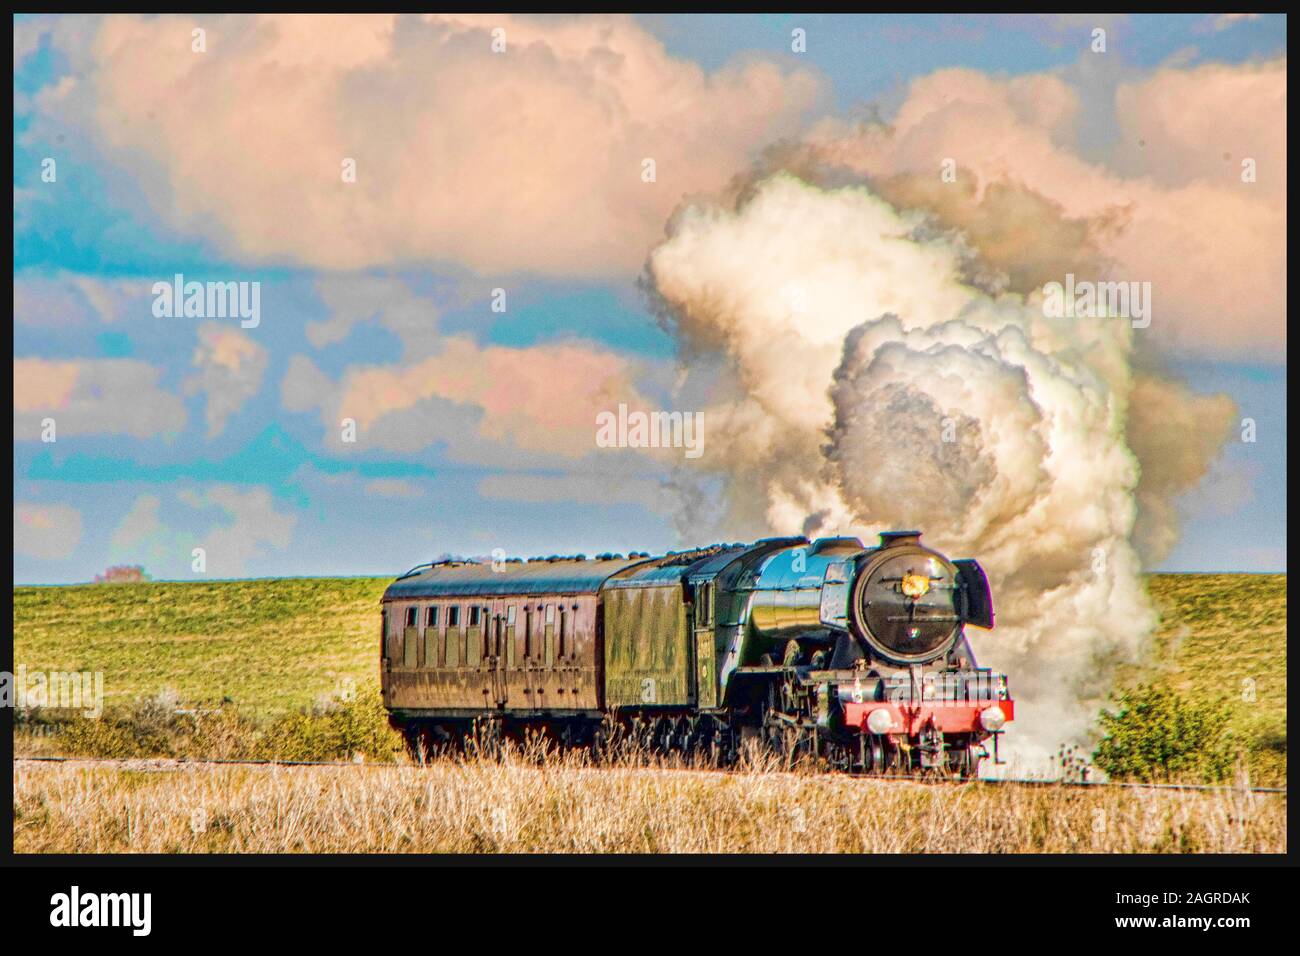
[12,577,390,715]
[13,754,1286,854]
[1129,575,1287,784]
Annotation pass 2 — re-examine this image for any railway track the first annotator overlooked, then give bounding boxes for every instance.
[13,754,1287,795]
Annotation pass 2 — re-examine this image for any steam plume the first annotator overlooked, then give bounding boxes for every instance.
[646,173,1233,769]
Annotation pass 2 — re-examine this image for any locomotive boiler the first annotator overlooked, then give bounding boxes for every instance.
[380,531,1013,776]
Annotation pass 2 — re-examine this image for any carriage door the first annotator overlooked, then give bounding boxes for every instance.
[489,601,509,707]
[694,582,718,709]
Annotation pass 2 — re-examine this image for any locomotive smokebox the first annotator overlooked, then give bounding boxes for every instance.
[851,534,963,665]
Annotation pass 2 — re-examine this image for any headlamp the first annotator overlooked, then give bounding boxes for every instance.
[979,705,1007,732]
[900,573,931,598]
[866,709,894,734]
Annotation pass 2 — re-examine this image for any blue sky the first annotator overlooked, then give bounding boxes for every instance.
[13,14,1286,582]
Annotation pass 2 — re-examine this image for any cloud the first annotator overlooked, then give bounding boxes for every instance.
[179,486,296,577]
[14,357,186,439]
[14,502,84,560]
[108,493,187,570]
[1212,14,1262,31]
[31,13,823,277]
[109,486,295,577]
[1125,372,1238,563]
[364,478,421,499]
[14,273,142,328]
[281,276,667,464]
[183,322,269,437]
[792,59,1286,360]
[285,335,657,461]
[478,471,673,511]
[1112,59,1286,187]
[307,276,442,354]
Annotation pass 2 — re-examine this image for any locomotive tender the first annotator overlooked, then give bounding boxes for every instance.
[381,531,1013,775]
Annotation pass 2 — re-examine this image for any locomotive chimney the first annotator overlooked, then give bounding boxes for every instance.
[878,530,921,549]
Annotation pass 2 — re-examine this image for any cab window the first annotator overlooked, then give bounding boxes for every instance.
[696,583,713,626]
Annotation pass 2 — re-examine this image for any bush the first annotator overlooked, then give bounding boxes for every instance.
[259,689,403,762]
[46,687,403,763]
[1093,684,1236,783]
[93,565,150,583]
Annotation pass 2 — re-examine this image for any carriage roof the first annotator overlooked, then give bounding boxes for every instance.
[382,557,645,601]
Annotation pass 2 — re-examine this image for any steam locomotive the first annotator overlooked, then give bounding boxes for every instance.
[381,531,1013,776]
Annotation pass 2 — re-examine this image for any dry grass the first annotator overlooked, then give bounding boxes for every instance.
[13,750,1286,854]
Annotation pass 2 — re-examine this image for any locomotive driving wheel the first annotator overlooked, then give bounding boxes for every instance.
[858,732,885,774]
[762,681,816,767]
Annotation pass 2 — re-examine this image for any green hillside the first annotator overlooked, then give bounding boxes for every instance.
[1126,574,1287,783]
[12,577,390,715]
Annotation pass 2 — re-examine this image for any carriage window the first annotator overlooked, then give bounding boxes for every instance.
[468,606,480,627]
[524,609,534,658]
[383,611,397,660]
[448,606,461,628]
[405,606,417,628]
[507,605,516,626]
[696,584,712,626]
[426,606,439,628]
[544,604,557,667]
[558,608,567,659]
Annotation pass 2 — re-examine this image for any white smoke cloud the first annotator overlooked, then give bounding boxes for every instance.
[647,173,1165,769]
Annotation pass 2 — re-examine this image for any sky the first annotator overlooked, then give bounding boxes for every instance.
[13,13,1287,583]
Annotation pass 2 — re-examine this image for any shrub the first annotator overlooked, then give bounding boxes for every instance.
[1092,684,1236,782]
[258,688,403,762]
[93,565,150,583]
[47,687,402,763]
